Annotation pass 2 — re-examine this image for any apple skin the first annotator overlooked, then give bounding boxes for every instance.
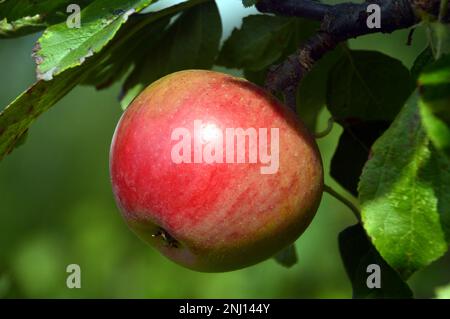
[110,70,323,272]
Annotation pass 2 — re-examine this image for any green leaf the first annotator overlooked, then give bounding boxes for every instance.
[420,54,450,90]
[331,121,390,196]
[120,0,222,109]
[427,21,450,59]
[0,65,88,160]
[329,51,412,195]
[33,0,154,81]
[81,15,171,89]
[243,69,267,87]
[419,54,450,158]
[0,0,94,38]
[0,15,45,38]
[411,47,434,82]
[358,93,450,279]
[420,101,450,158]
[327,50,414,122]
[241,17,319,83]
[81,0,210,90]
[1,0,180,160]
[242,0,258,8]
[419,54,450,104]
[217,15,296,71]
[339,224,413,298]
[435,283,450,299]
[296,45,344,131]
[273,244,297,268]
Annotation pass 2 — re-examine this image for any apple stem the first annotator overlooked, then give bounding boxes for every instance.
[323,184,361,221]
[314,117,334,139]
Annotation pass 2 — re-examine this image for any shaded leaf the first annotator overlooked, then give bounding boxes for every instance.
[0,0,186,160]
[242,0,259,8]
[120,0,222,109]
[339,224,413,298]
[33,0,154,81]
[243,69,267,87]
[81,15,171,89]
[411,47,434,82]
[0,15,46,38]
[217,15,295,71]
[427,21,450,59]
[0,0,94,38]
[359,93,450,279]
[273,244,297,268]
[0,66,88,160]
[329,51,415,195]
[331,121,390,196]
[420,101,450,158]
[330,50,411,195]
[327,50,414,122]
[418,54,450,158]
[81,0,210,90]
[296,45,344,131]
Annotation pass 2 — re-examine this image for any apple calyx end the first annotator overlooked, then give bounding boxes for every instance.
[152,227,180,249]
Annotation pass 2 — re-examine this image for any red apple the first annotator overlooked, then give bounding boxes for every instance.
[110,70,323,272]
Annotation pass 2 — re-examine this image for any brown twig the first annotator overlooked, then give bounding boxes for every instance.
[256,0,448,96]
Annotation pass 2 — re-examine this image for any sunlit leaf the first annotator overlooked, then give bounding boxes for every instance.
[33,0,154,80]
[359,93,450,279]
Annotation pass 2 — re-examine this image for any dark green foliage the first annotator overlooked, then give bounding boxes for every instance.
[242,0,259,8]
[120,0,222,108]
[339,224,413,298]
[330,121,390,196]
[327,50,414,196]
[0,0,94,37]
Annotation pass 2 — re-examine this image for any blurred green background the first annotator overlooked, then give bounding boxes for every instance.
[1,0,449,298]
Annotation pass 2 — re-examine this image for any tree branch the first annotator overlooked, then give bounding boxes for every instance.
[256,0,449,95]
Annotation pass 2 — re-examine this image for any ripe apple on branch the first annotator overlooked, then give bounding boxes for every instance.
[110,70,324,272]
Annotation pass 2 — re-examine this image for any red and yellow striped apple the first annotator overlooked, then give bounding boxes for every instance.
[110,70,323,272]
